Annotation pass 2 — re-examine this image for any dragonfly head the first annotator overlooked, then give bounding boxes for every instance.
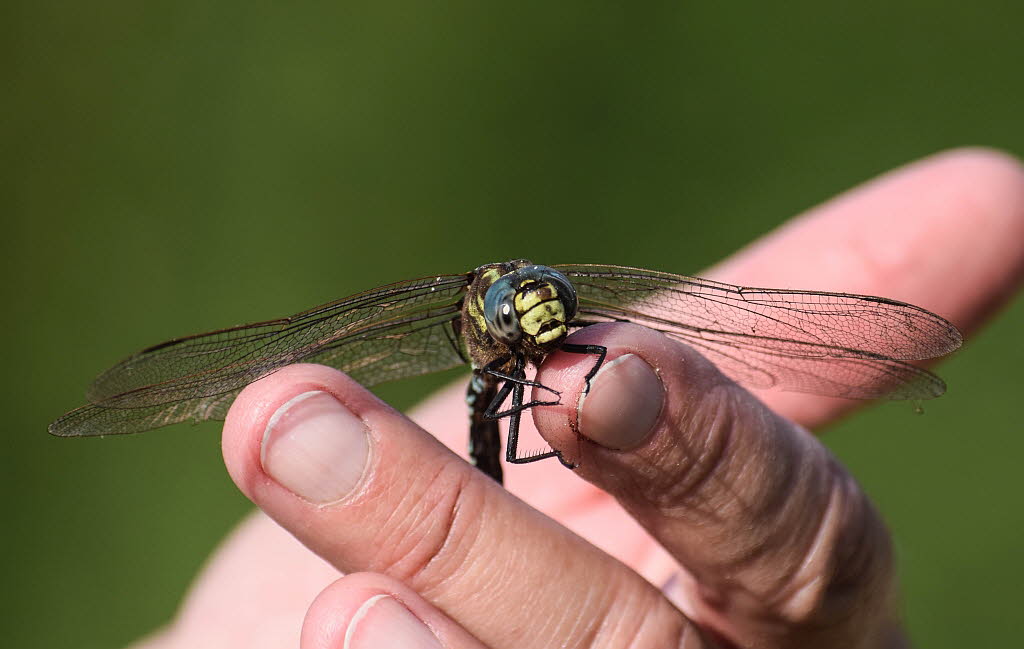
[483,265,578,352]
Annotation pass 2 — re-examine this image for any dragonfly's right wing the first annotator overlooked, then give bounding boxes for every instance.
[560,264,962,401]
[50,273,471,437]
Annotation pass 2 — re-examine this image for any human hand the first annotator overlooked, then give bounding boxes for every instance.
[135,148,1024,649]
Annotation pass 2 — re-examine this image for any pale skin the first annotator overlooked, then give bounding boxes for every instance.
[135,148,1024,649]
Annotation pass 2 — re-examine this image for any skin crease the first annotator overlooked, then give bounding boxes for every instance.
[132,149,1024,649]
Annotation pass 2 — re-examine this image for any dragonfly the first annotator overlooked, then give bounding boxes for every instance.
[50,260,963,484]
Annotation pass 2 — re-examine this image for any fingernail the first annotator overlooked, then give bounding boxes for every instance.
[578,354,664,450]
[345,594,442,649]
[261,390,370,504]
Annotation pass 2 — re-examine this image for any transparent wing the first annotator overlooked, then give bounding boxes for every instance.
[557,264,963,400]
[50,273,471,437]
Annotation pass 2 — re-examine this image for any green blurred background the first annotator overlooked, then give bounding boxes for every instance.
[4,2,1023,647]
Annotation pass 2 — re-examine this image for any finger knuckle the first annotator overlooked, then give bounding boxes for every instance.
[367,460,487,590]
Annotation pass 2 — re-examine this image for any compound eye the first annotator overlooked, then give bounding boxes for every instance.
[483,278,522,343]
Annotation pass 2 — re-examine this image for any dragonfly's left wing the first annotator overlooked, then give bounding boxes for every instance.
[50,273,471,437]
[558,264,962,400]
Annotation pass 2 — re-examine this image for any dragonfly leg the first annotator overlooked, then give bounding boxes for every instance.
[482,357,561,419]
[504,379,567,466]
[480,357,560,399]
[478,357,583,471]
[482,375,517,419]
[558,343,608,395]
[483,383,561,419]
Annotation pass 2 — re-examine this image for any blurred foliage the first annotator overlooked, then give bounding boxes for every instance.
[3,2,1022,647]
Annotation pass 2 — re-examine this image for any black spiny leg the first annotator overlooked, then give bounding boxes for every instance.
[481,358,565,468]
[472,345,609,477]
[559,343,608,395]
[482,355,562,420]
[503,379,564,466]
[538,342,609,470]
[480,356,561,408]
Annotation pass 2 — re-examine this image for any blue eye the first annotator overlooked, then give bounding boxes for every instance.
[483,276,522,343]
